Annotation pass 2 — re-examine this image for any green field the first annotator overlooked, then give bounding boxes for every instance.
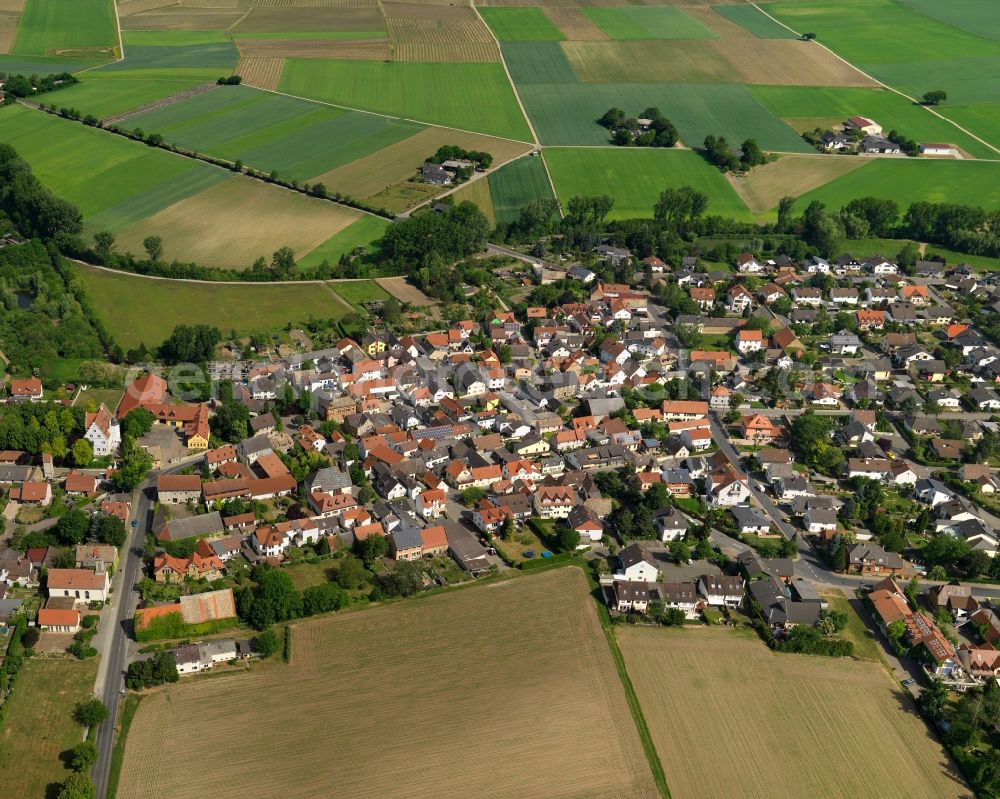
[126,85,423,182]
[122,31,231,47]
[297,215,390,269]
[11,0,117,58]
[516,78,811,151]
[712,5,799,39]
[938,103,1000,151]
[278,59,533,142]
[502,41,579,86]
[332,279,392,309]
[0,54,101,74]
[750,85,997,159]
[101,42,238,71]
[478,8,565,41]
[488,155,553,225]
[838,238,1000,272]
[545,147,752,221]
[582,6,716,40]
[47,68,224,119]
[0,104,226,224]
[75,265,366,347]
[899,0,1000,42]
[789,158,1000,215]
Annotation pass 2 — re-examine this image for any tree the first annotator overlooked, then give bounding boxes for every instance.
[92,514,126,547]
[73,698,108,728]
[921,90,947,106]
[458,487,487,507]
[93,230,116,262]
[381,297,401,325]
[920,678,949,718]
[71,438,93,467]
[887,619,906,641]
[303,582,349,615]
[55,508,90,546]
[239,565,303,630]
[500,514,516,542]
[354,533,388,565]
[57,773,96,799]
[142,235,163,264]
[557,525,581,552]
[271,246,296,276]
[740,138,766,169]
[121,407,154,440]
[255,629,281,657]
[386,560,423,598]
[70,740,98,772]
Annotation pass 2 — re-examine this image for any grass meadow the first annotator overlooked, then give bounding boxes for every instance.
[619,626,968,799]
[488,155,553,225]
[545,147,751,221]
[278,59,533,141]
[115,569,658,799]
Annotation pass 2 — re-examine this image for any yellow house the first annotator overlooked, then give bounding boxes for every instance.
[187,432,210,450]
[514,436,550,457]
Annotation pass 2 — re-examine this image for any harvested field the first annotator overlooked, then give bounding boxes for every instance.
[387,8,494,45]
[116,569,657,799]
[449,175,496,225]
[682,5,755,39]
[117,0,181,16]
[309,126,532,201]
[236,38,390,59]
[115,176,363,269]
[709,38,877,87]
[233,6,383,33]
[393,41,499,62]
[240,0,377,6]
[729,153,867,215]
[563,40,731,83]
[542,7,608,41]
[235,56,283,90]
[366,180,443,214]
[376,275,437,307]
[618,627,969,799]
[711,3,799,39]
[120,7,246,29]
[0,9,19,54]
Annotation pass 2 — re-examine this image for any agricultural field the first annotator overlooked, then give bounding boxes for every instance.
[115,568,658,799]
[297,215,389,269]
[581,6,716,41]
[479,7,565,42]
[618,627,968,799]
[488,154,554,225]
[332,278,392,309]
[75,264,363,348]
[544,147,753,222]
[0,658,98,799]
[10,0,117,60]
[730,154,868,216]
[449,177,496,226]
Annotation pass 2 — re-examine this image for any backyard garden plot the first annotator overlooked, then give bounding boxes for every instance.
[479,6,565,41]
[728,153,867,216]
[618,627,967,799]
[309,125,532,201]
[120,7,245,29]
[235,39,391,59]
[541,6,607,40]
[385,3,494,45]
[545,147,751,221]
[750,85,997,160]
[127,85,422,181]
[393,42,500,62]
[488,155,553,225]
[277,59,533,141]
[11,0,117,59]
[75,265,363,347]
[116,568,658,799]
[114,176,364,269]
[789,158,1000,216]
[582,5,716,40]
[235,56,284,90]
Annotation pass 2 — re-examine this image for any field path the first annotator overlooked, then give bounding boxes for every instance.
[748,2,1000,157]
[104,82,219,124]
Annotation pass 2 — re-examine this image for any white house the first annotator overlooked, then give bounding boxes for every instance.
[47,568,110,603]
[84,405,121,457]
[697,575,745,607]
[616,544,659,583]
[804,508,838,534]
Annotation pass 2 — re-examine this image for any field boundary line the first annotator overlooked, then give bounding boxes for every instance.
[746,1,1000,157]
[469,1,539,147]
[104,693,143,799]
[538,149,563,218]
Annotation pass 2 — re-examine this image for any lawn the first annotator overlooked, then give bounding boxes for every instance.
[297,215,389,270]
[74,264,362,348]
[788,158,1000,215]
[278,59,533,142]
[821,591,885,662]
[618,626,967,799]
[126,85,423,183]
[488,155,553,225]
[478,7,565,42]
[0,658,99,799]
[77,387,124,411]
[11,0,117,58]
[330,278,392,309]
[116,569,658,799]
[581,6,716,41]
[545,148,752,222]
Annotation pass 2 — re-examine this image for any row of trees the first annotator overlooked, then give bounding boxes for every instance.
[0,71,78,101]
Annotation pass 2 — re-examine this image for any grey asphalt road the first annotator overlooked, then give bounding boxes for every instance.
[91,457,204,799]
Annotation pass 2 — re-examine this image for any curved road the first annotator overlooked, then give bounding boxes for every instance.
[91,455,204,799]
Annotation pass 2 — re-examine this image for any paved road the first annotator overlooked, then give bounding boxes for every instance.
[91,456,204,799]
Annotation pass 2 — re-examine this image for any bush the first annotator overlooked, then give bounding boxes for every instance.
[71,740,98,772]
[126,651,178,690]
[73,698,108,728]
[255,629,281,658]
[80,614,98,629]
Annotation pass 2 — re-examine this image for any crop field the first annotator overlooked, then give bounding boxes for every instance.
[618,627,967,799]
[232,6,385,34]
[562,40,732,83]
[545,147,752,221]
[47,68,223,119]
[331,278,392,307]
[939,103,1000,152]
[581,6,716,40]
[730,154,868,216]
[541,7,607,40]
[393,42,501,62]
[310,125,532,204]
[479,7,566,41]
[0,658,98,799]
[297,214,389,268]
[234,39,391,59]
[386,3,494,46]
[75,264,363,347]
[101,40,239,71]
[278,59,533,141]
[114,176,365,268]
[11,0,116,59]
[116,568,658,799]
[125,84,422,181]
[790,158,1000,215]
[235,56,284,90]
[900,0,1000,42]
[120,6,246,29]
[488,155,553,225]
[709,4,798,39]
[450,176,497,225]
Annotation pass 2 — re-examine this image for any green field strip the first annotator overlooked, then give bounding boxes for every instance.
[478,7,566,42]
[937,103,1000,151]
[11,0,117,57]
[581,6,716,41]
[101,42,238,71]
[45,69,224,119]
[121,30,231,47]
[545,147,751,222]
[899,0,1000,42]
[488,155,553,225]
[277,59,533,142]
[863,55,1000,106]
[0,54,103,74]
[711,4,799,39]
[298,216,390,269]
